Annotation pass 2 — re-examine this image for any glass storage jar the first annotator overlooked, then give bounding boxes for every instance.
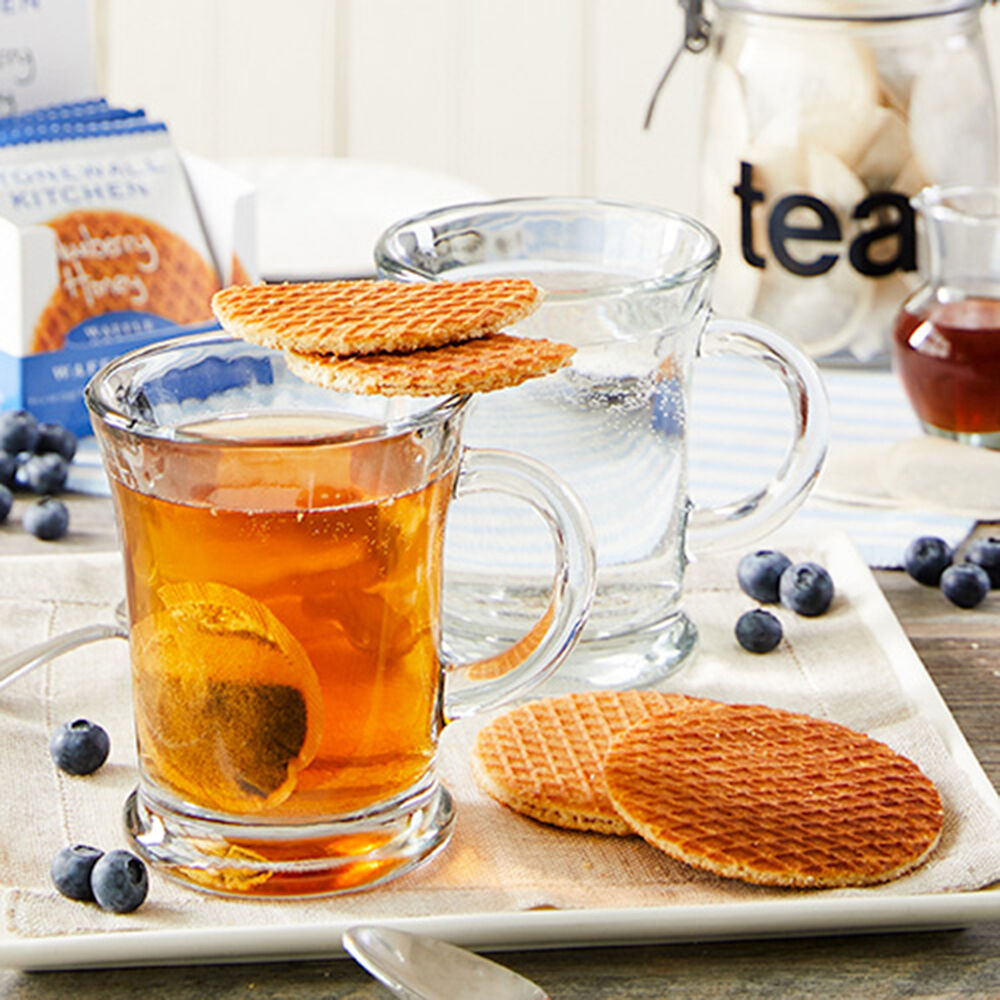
[691,0,998,362]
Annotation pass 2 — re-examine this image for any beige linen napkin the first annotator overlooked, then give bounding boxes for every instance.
[816,434,1000,520]
[2,535,999,945]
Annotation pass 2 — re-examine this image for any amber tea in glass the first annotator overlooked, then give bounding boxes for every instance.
[118,416,453,823]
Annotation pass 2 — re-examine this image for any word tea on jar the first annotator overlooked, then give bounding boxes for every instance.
[696,0,998,361]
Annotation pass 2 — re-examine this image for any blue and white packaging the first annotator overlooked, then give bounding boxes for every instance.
[0,105,256,435]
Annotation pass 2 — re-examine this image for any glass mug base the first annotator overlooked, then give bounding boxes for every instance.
[921,422,1000,451]
[124,780,455,899]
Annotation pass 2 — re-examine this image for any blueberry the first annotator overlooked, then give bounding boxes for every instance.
[90,850,148,913]
[16,453,68,494]
[940,563,990,609]
[0,453,16,489]
[735,608,783,653]
[0,409,39,454]
[0,484,11,523]
[964,537,1000,589]
[904,536,953,586]
[35,422,77,462]
[24,496,69,539]
[737,549,792,603]
[779,561,834,617]
[50,719,110,775]
[50,844,104,901]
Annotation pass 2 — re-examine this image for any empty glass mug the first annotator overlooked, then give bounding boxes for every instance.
[376,197,829,691]
[85,331,595,896]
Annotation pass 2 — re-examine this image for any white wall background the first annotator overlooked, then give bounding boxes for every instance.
[92,0,1000,220]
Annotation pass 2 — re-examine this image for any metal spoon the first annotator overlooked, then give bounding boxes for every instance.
[343,926,550,1000]
[0,601,128,693]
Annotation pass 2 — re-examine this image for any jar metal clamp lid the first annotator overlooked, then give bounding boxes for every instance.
[644,0,996,128]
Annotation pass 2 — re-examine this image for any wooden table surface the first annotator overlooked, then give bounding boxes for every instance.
[0,498,997,999]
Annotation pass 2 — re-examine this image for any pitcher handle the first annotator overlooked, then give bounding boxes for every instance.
[687,317,830,552]
[443,447,596,720]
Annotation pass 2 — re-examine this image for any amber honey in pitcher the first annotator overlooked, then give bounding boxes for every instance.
[893,296,1000,439]
[110,412,456,825]
[892,185,1000,449]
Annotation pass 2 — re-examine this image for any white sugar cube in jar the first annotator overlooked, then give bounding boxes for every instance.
[695,0,998,362]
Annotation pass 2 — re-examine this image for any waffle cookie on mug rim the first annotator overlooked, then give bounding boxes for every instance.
[286,332,575,397]
[470,690,713,835]
[603,702,944,888]
[211,278,545,356]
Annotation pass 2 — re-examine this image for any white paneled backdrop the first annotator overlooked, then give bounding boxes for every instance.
[93,0,1000,219]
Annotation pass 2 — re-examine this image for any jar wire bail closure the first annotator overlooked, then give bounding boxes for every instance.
[644,0,711,130]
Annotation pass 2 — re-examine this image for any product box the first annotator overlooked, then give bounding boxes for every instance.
[0,147,257,436]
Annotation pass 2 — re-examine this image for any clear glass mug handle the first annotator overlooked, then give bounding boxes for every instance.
[443,447,597,720]
[687,317,831,551]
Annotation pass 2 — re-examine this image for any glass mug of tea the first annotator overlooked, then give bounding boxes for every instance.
[376,197,830,691]
[85,331,595,897]
[894,184,1000,449]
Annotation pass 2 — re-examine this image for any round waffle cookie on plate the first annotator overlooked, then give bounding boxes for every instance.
[470,690,713,835]
[471,693,945,888]
[603,702,944,888]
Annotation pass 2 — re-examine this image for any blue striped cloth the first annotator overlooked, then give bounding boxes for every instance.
[688,358,974,568]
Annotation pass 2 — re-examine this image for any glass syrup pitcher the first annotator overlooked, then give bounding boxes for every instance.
[893,184,1000,448]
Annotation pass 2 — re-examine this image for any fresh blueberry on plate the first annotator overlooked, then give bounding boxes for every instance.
[50,719,110,775]
[35,422,77,462]
[90,850,149,913]
[735,608,783,653]
[0,409,39,455]
[0,484,11,524]
[24,496,69,540]
[737,550,792,603]
[0,453,16,489]
[16,453,68,494]
[779,561,834,617]
[50,844,104,901]
[940,563,990,609]
[964,537,1000,588]
[903,536,953,586]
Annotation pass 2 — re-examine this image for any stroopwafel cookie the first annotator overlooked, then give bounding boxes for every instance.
[604,703,944,888]
[286,332,575,397]
[211,278,544,356]
[471,690,713,835]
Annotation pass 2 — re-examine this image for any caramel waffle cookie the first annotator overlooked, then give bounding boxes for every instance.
[604,703,944,888]
[211,278,544,356]
[286,332,574,397]
[471,690,713,835]
[32,209,221,354]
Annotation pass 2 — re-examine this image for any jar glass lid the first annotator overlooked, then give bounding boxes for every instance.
[712,0,983,19]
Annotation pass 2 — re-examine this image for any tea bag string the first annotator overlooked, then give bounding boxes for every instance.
[643,0,711,130]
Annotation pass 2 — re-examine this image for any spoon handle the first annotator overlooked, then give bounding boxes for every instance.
[0,623,126,693]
